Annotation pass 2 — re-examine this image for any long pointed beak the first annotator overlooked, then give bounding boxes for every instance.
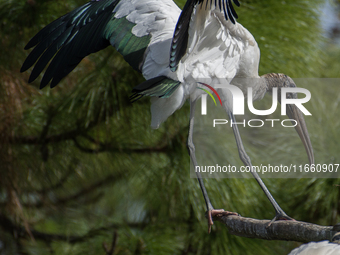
[286,104,314,165]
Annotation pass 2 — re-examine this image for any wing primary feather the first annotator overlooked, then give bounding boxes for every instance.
[233,0,240,7]
[228,0,238,19]
[227,1,236,24]
[223,0,235,24]
[21,23,68,72]
[24,18,65,50]
[45,29,81,86]
[22,0,121,87]
[48,9,113,88]
[169,0,195,71]
[222,0,228,21]
[25,2,92,50]
[28,26,74,84]
[169,0,240,71]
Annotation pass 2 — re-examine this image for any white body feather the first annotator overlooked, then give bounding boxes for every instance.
[288,241,340,255]
[114,0,264,128]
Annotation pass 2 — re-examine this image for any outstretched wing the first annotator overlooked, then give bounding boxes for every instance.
[21,0,180,88]
[169,0,240,71]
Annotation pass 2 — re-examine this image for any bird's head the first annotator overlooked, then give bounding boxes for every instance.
[262,73,314,165]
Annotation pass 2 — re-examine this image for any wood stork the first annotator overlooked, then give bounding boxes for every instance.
[21,0,314,233]
[288,241,340,255]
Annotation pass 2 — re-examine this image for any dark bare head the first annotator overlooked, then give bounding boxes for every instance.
[262,73,314,165]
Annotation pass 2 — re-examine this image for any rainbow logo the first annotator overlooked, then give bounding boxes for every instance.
[197,82,223,106]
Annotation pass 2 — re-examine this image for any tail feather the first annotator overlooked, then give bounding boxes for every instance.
[130,76,181,102]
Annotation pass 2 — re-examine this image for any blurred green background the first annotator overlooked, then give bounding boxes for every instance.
[0,0,340,254]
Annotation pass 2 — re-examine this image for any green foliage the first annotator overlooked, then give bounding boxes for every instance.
[238,0,323,77]
[0,0,339,254]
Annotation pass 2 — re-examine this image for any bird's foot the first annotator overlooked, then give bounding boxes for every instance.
[206,209,239,233]
[267,211,295,227]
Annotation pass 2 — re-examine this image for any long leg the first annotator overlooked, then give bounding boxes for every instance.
[188,99,238,233]
[228,111,293,224]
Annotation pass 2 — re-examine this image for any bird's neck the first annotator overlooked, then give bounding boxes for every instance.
[261,73,288,92]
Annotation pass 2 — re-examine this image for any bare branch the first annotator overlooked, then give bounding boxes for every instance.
[1,211,339,245]
[215,214,338,242]
[103,231,118,255]
[24,163,75,194]
[72,137,168,154]
[0,213,144,244]
[6,115,100,145]
[22,172,125,208]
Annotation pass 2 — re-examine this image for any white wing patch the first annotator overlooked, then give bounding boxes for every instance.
[112,0,259,129]
[114,0,184,128]
[178,3,258,82]
[114,0,180,80]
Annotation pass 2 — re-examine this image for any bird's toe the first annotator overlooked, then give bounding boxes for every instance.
[206,209,239,233]
[267,212,296,227]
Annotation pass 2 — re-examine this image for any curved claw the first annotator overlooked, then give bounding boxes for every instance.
[267,212,296,228]
[206,209,239,233]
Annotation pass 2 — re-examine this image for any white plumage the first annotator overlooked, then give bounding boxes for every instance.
[21,0,314,232]
[289,241,340,255]
[109,0,261,129]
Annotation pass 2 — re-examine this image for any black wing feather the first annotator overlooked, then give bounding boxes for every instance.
[227,0,238,19]
[21,0,118,88]
[130,76,181,102]
[169,0,240,72]
[169,0,195,71]
[21,23,68,73]
[29,26,74,84]
[47,8,113,88]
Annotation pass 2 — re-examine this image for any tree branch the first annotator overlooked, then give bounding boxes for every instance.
[1,212,339,245]
[0,213,145,244]
[72,137,168,154]
[24,163,75,194]
[103,231,118,255]
[215,214,339,242]
[22,172,125,208]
